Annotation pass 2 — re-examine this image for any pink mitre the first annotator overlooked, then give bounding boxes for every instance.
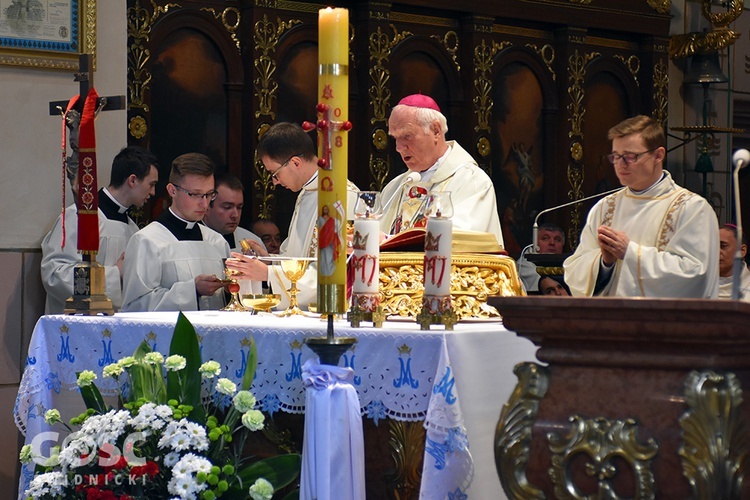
[397,94,441,112]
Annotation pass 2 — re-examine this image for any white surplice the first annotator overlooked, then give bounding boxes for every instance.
[41,204,138,313]
[564,171,719,298]
[267,172,359,310]
[232,226,265,295]
[718,265,750,302]
[121,221,230,312]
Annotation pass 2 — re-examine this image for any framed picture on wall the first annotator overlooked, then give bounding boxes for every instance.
[0,0,95,70]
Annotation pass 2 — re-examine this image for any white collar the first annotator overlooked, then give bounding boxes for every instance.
[420,144,452,183]
[103,187,129,213]
[630,171,667,195]
[169,207,197,229]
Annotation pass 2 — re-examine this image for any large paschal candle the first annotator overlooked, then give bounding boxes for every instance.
[317,7,349,313]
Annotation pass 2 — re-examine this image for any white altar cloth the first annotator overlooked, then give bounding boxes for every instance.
[15,311,538,499]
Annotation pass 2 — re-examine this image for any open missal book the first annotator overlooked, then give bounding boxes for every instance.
[380,227,506,254]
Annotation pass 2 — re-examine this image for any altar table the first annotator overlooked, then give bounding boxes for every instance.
[15,311,538,499]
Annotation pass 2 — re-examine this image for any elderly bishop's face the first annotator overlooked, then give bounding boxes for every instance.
[388,107,442,173]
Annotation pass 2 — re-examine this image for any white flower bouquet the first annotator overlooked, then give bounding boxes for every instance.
[20,312,300,500]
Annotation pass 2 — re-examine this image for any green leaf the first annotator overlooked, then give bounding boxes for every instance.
[127,341,167,403]
[167,312,205,422]
[241,334,258,391]
[237,454,301,492]
[76,373,108,414]
[279,488,300,500]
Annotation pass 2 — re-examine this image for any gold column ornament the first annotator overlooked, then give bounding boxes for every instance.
[548,416,659,500]
[678,370,750,499]
[495,362,549,500]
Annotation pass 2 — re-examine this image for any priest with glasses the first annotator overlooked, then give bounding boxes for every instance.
[564,115,719,298]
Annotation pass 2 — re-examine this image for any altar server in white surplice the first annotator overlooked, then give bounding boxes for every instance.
[379,94,504,246]
[122,153,230,312]
[564,115,719,298]
[41,146,159,313]
[224,122,358,311]
[202,172,266,295]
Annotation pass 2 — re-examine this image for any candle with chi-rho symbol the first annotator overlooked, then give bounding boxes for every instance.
[352,192,382,298]
[423,192,453,296]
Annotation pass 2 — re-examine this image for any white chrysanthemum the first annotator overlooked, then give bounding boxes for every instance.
[199,360,221,379]
[79,409,130,448]
[25,471,67,499]
[163,451,181,467]
[155,404,174,419]
[167,454,211,499]
[144,351,165,365]
[157,419,209,452]
[241,409,265,431]
[57,433,92,469]
[215,378,237,396]
[128,402,172,435]
[233,391,257,413]
[102,362,124,378]
[165,355,187,371]
[249,477,274,500]
[168,473,203,499]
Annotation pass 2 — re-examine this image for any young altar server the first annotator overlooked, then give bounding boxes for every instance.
[564,115,719,297]
[41,146,159,313]
[121,153,230,311]
[202,172,266,295]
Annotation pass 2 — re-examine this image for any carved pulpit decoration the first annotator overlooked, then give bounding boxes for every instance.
[49,54,126,315]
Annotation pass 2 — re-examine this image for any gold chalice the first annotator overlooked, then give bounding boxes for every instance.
[241,293,281,314]
[279,257,315,316]
[220,266,247,312]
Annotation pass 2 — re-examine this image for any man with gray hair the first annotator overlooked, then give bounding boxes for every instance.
[379,94,504,246]
[517,222,566,293]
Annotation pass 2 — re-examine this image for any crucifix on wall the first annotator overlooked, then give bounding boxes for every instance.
[48,53,126,315]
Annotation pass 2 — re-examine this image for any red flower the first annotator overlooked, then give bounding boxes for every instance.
[131,460,159,478]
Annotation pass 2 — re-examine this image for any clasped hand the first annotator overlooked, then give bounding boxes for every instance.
[597,225,629,265]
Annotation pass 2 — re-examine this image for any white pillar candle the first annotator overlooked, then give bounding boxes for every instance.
[352,218,380,294]
[423,217,452,296]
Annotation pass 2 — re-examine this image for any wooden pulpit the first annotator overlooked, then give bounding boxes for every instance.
[490,296,750,499]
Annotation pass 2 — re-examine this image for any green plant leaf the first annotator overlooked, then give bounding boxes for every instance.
[236,454,301,492]
[127,341,167,403]
[76,373,108,414]
[279,488,300,500]
[241,334,258,391]
[167,312,205,422]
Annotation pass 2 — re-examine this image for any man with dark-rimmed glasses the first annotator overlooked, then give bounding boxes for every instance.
[564,115,719,298]
[122,153,231,311]
[225,122,359,312]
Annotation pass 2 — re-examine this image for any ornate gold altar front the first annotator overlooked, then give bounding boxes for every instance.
[380,252,523,319]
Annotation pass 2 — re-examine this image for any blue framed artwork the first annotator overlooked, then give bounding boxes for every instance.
[0,0,95,69]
